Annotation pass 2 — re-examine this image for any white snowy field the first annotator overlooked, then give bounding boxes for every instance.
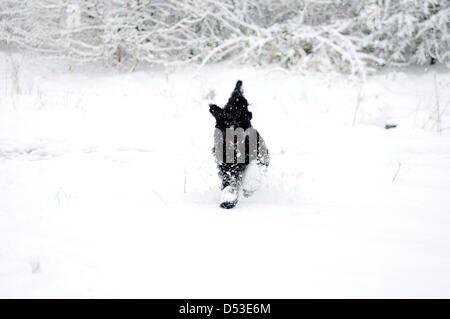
[1,53,450,298]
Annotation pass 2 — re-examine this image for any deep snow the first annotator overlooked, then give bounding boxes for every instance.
[1,53,450,298]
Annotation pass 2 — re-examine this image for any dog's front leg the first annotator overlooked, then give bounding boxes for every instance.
[218,163,246,209]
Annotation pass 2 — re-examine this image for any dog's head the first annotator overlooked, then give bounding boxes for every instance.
[209,80,252,130]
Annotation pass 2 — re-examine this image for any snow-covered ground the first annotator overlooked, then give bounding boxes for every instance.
[1,52,450,298]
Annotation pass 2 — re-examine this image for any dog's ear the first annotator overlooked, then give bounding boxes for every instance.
[209,104,223,119]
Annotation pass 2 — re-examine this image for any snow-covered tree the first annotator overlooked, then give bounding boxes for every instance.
[360,0,450,66]
[0,0,448,72]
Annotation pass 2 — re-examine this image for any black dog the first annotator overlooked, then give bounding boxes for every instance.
[209,80,269,208]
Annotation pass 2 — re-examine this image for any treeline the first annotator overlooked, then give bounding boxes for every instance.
[0,0,448,74]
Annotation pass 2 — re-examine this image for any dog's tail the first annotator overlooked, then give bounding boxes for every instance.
[234,80,243,94]
[225,80,247,110]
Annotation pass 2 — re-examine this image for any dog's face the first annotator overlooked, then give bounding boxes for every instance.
[209,80,252,130]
